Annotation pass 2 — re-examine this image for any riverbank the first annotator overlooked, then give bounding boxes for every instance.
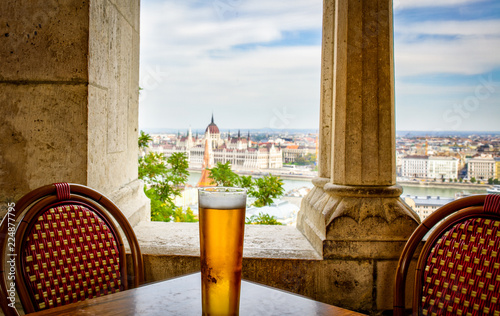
[397,181,490,190]
[188,168,491,192]
[187,168,316,180]
[188,169,490,198]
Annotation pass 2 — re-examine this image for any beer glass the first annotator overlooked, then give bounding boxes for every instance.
[198,187,247,316]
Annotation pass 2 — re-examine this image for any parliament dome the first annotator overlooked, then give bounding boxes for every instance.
[205,114,220,134]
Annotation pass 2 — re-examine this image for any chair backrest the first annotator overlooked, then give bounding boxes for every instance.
[394,194,500,316]
[0,183,144,316]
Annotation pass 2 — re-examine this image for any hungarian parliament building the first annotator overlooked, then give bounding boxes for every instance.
[149,116,283,170]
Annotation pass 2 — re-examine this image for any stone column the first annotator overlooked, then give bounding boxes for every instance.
[297,0,420,312]
[0,0,149,226]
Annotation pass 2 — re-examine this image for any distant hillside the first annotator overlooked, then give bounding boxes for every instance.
[396,131,500,137]
[141,128,500,137]
[141,128,318,135]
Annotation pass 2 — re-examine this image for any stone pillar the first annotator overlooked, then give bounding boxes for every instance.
[0,0,149,226]
[297,0,420,312]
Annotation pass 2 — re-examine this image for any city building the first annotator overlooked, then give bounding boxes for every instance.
[467,155,497,181]
[403,196,455,221]
[427,156,459,180]
[153,116,283,171]
[400,156,428,178]
[400,155,459,180]
[495,157,500,180]
[282,145,316,164]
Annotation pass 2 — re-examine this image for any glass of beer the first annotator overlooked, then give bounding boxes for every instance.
[198,187,247,316]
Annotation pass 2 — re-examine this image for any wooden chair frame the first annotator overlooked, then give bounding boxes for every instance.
[0,183,144,316]
[394,194,488,316]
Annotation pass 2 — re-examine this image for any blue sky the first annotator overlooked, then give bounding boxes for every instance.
[139,0,500,131]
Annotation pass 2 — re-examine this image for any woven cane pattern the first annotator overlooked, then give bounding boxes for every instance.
[421,217,500,316]
[21,204,123,311]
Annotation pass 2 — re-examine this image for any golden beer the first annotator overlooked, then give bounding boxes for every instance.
[198,187,246,316]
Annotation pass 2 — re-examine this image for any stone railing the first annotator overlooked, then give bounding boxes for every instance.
[130,220,419,314]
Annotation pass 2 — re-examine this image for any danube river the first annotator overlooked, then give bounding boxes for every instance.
[187,172,487,198]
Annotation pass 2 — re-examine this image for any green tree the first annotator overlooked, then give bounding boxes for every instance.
[208,162,240,187]
[252,174,285,207]
[138,133,194,222]
[147,189,174,222]
[149,152,190,216]
[494,179,499,185]
[138,130,152,149]
[139,152,168,182]
[471,177,476,183]
[293,153,316,166]
[236,175,254,192]
[245,212,282,225]
[167,152,190,186]
[488,178,494,185]
[207,162,285,208]
[172,207,197,222]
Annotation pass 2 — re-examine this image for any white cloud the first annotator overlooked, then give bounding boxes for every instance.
[393,0,488,10]
[398,20,500,36]
[139,1,322,129]
[140,1,322,68]
[396,82,476,96]
[139,0,499,131]
[395,37,500,76]
[141,1,321,51]
[394,18,500,76]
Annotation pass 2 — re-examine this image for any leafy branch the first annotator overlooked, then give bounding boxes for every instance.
[138,131,195,222]
[208,162,285,208]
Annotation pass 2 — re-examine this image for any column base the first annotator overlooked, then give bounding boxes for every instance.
[297,178,420,259]
[296,178,421,311]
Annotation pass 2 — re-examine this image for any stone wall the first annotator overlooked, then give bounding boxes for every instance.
[0,2,90,206]
[0,0,149,225]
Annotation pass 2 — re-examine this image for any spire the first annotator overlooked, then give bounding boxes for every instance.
[228,130,231,140]
[247,130,250,140]
[238,129,241,139]
[197,138,215,187]
[211,113,214,124]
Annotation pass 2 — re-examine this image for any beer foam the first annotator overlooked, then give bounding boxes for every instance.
[198,187,247,210]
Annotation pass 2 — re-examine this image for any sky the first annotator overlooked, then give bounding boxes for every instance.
[139,0,500,132]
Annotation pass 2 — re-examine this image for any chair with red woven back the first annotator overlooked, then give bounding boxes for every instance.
[0,183,144,316]
[394,194,500,315]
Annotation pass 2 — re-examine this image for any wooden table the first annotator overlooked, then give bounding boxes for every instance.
[28,273,365,315]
